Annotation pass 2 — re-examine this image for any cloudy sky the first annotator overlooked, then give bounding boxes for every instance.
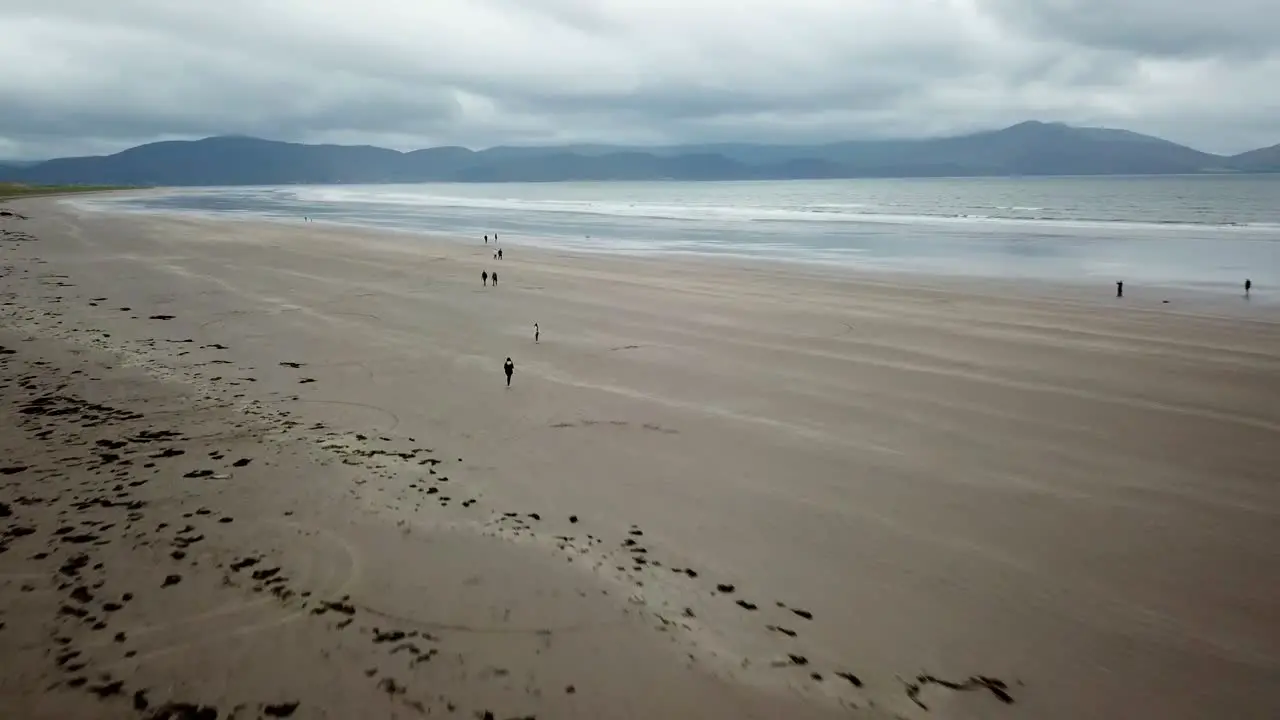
[1,0,1277,159]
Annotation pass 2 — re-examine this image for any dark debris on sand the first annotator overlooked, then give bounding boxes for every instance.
[904,674,1015,709]
[0,246,917,720]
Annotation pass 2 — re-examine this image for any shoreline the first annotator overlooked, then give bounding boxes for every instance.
[4,199,1279,719]
[44,195,1278,314]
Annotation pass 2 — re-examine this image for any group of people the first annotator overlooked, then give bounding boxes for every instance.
[482,233,537,388]
[482,234,505,285]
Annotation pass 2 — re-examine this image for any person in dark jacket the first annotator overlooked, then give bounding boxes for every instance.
[504,357,514,387]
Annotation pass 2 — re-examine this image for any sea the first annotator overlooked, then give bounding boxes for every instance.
[72,175,1280,296]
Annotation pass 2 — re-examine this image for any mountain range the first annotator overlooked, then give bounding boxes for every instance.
[1,121,1276,186]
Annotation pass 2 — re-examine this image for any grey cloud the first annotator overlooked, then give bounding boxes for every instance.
[1,0,1277,160]
[978,0,1280,58]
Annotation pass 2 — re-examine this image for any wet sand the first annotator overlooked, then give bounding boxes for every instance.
[2,198,1278,719]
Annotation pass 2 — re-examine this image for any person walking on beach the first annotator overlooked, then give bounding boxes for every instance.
[492,270,499,286]
[498,248,504,260]
[1116,281,1124,298]
[534,323,540,343]
[504,357,515,387]
[484,234,488,244]
[1245,278,1252,297]
[482,270,488,287]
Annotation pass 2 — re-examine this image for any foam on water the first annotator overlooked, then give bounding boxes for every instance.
[71,177,1280,294]
[277,183,1280,230]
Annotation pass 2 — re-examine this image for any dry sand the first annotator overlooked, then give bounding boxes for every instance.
[1,198,1278,720]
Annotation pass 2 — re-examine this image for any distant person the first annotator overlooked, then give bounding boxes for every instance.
[1245,278,1252,297]
[492,270,498,286]
[482,270,488,286]
[534,322,540,343]
[504,357,514,387]
[498,248,504,260]
[1116,281,1124,298]
[484,234,488,244]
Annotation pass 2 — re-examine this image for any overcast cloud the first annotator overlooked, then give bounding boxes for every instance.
[1,0,1277,160]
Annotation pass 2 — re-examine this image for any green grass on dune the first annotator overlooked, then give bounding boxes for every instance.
[0,182,135,200]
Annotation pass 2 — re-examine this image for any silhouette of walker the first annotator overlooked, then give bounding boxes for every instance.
[504,357,515,387]
[1116,281,1124,298]
[1245,278,1252,297]
[498,248,504,260]
[492,271,499,286]
[534,323,540,343]
[482,270,488,286]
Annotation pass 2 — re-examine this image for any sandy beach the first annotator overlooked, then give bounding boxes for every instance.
[2,198,1278,719]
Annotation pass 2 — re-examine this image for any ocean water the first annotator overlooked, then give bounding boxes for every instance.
[74,176,1280,294]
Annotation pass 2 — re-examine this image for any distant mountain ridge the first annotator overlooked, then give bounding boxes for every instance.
[2,121,1276,186]
[1227,143,1280,172]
